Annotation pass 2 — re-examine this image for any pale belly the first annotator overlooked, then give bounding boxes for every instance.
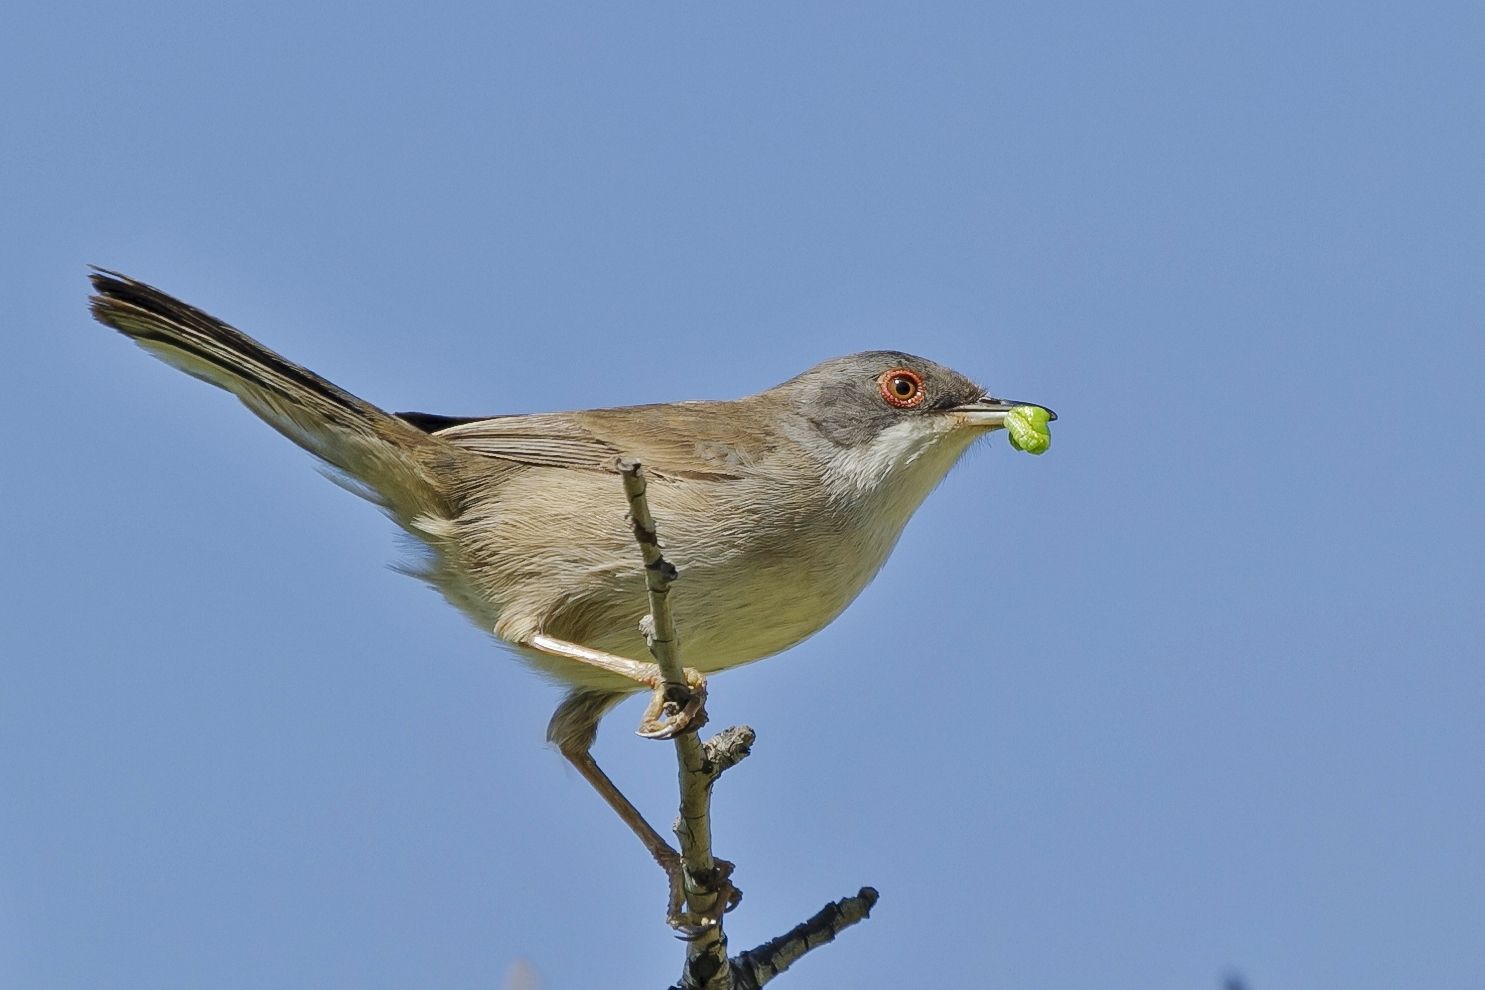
[404,445,955,695]
[411,499,906,695]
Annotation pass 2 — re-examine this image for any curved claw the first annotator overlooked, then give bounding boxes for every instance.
[671,918,718,941]
[663,855,740,935]
[667,879,738,935]
[636,672,709,739]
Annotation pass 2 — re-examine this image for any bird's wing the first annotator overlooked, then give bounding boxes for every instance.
[397,402,775,481]
[403,412,625,470]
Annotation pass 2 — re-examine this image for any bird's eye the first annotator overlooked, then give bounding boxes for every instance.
[878,368,926,409]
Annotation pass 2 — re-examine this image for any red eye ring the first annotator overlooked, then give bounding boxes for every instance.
[878,368,926,408]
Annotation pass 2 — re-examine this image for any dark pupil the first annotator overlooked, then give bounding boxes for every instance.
[893,376,913,396]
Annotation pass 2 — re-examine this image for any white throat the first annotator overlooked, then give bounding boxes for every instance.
[822,417,983,522]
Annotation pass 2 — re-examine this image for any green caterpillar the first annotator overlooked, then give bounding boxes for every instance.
[1005,405,1052,455]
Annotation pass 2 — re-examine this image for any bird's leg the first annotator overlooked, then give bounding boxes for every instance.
[527,633,708,738]
[556,742,688,921]
[526,634,710,925]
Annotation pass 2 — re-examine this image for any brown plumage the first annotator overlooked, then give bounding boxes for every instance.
[89,268,1043,888]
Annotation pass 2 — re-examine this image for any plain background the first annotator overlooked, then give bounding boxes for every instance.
[3,2,1482,987]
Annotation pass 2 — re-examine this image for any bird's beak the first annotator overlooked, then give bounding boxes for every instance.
[948,396,1058,428]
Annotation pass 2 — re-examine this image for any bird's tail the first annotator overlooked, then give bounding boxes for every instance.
[88,269,452,523]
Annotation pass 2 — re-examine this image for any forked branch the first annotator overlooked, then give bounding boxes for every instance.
[617,460,877,990]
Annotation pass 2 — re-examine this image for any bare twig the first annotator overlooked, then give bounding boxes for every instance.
[702,725,755,776]
[619,459,737,989]
[619,460,687,692]
[617,460,875,990]
[728,888,880,989]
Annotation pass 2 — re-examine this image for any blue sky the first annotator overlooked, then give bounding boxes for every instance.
[3,2,1482,987]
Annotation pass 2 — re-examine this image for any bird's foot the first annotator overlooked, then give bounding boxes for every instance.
[664,856,742,939]
[636,668,708,740]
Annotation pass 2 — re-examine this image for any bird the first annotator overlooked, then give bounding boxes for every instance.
[87,269,1054,915]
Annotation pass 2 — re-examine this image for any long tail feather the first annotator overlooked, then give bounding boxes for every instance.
[89,268,449,521]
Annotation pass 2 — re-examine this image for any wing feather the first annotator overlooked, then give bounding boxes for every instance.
[397,402,775,481]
